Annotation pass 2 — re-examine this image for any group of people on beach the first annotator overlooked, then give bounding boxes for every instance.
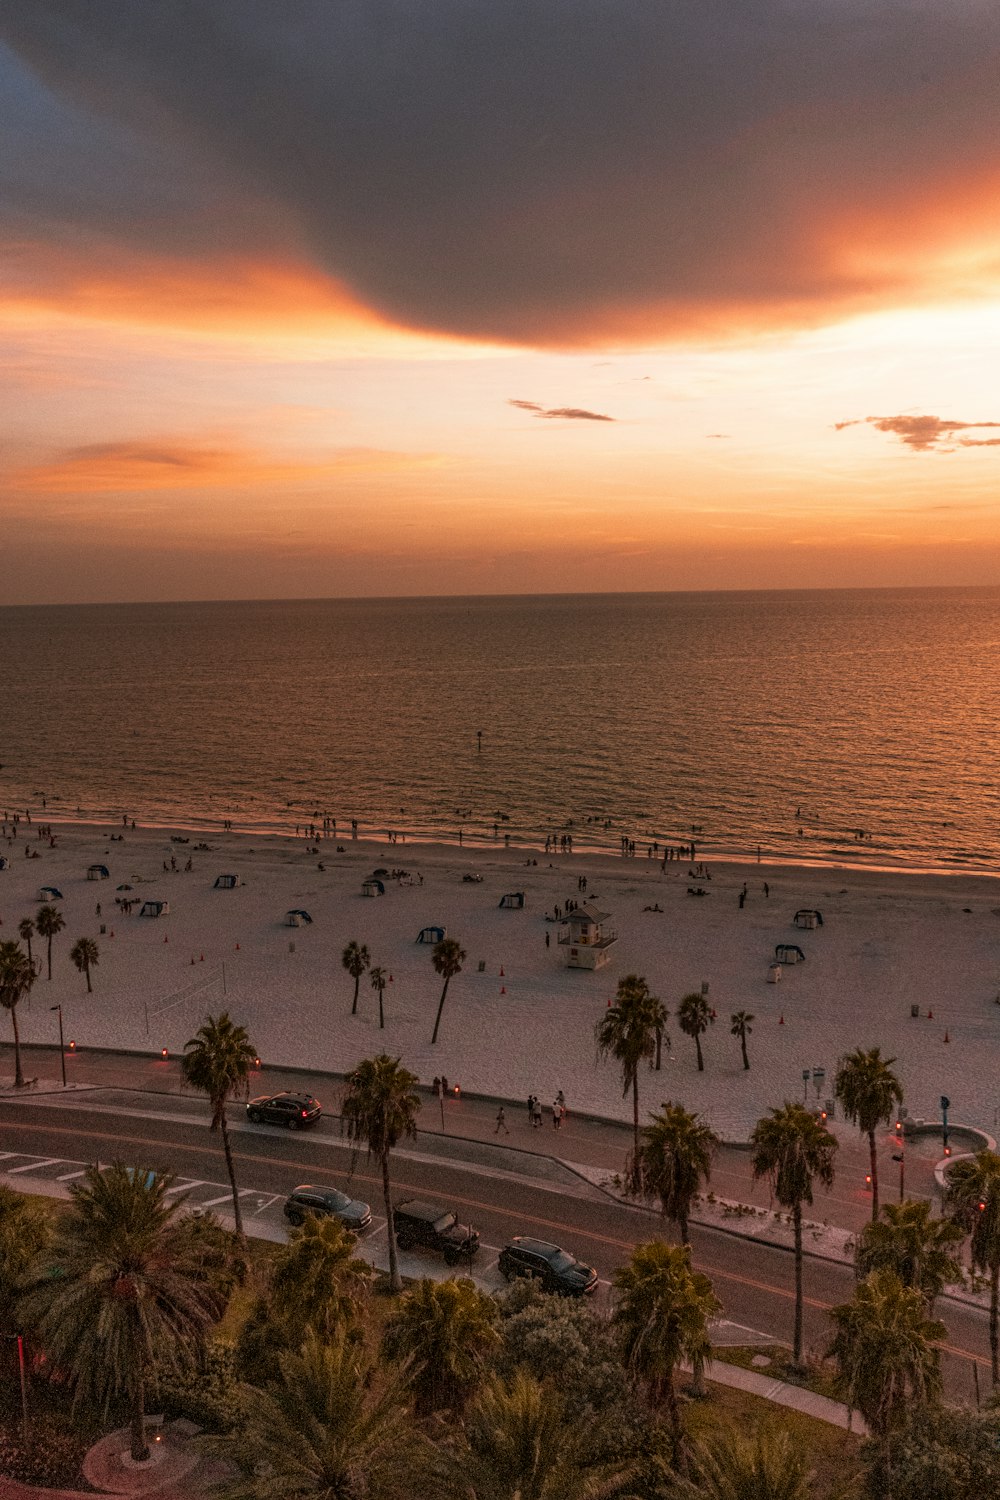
[516,1091,567,1132]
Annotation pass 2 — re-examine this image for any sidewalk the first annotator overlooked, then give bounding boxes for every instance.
[5,1042,946,1238]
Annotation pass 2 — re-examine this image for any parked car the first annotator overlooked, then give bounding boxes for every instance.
[394,1199,480,1264]
[498,1236,598,1296]
[246,1091,322,1129]
[283,1184,372,1231]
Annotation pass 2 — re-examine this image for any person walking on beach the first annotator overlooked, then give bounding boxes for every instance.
[763,881,769,898]
[495,1106,509,1136]
[545,930,550,948]
[738,890,746,909]
[527,1093,535,1123]
[552,1100,562,1130]
[556,1089,566,1115]
[532,1097,543,1129]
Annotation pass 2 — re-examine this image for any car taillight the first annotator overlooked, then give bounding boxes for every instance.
[301,1110,308,1118]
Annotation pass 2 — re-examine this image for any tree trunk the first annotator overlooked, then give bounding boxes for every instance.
[679,1207,689,1245]
[741,1035,749,1070]
[631,1072,641,1191]
[664,1368,687,1474]
[431,977,450,1044]
[869,1128,879,1221]
[46,937,53,981]
[351,975,360,1015]
[378,987,384,1030]
[990,1261,999,1387]
[129,1366,148,1463]
[655,1027,662,1071]
[85,963,92,994]
[792,1203,804,1368]
[219,1110,244,1238]
[11,1004,24,1088]
[383,1153,402,1293]
[695,1033,704,1071]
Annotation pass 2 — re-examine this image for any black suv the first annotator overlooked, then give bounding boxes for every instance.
[394,1200,480,1264]
[246,1092,322,1129]
[284,1185,372,1231]
[498,1237,598,1296]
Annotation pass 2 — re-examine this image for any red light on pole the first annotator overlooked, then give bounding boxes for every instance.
[160,1047,168,1059]
[865,1173,872,1190]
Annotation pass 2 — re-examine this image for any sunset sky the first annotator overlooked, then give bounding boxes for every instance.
[3,1,1000,604]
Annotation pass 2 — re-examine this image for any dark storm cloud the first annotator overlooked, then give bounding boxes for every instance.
[3,2,1000,344]
[836,416,1000,452]
[509,400,614,421]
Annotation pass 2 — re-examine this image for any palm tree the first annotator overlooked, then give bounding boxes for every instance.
[430,937,466,1045]
[435,1368,639,1500]
[370,964,388,1030]
[182,1012,257,1237]
[677,991,712,1072]
[613,1240,719,1468]
[750,1102,837,1368]
[828,1268,944,1441]
[730,1010,754,1071]
[22,1162,227,1462]
[637,1102,718,1244]
[210,1330,422,1499]
[856,1199,963,1311]
[35,903,65,981]
[835,1046,903,1221]
[595,974,661,1185]
[947,1149,1000,1384]
[69,936,99,993]
[383,1276,500,1417]
[342,940,370,1017]
[17,918,35,970]
[0,940,35,1088]
[0,1186,52,1337]
[651,992,669,1071]
[673,1427,813,1500]
[342,1054,420,1293]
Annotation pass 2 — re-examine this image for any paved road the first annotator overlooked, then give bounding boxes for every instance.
[0,1092,991,1404]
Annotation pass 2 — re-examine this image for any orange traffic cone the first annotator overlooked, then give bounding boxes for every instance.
[928,1009,933,1019]
[500,984,506,995]
[235,942,240,950]
[164,934,168,943]
[200,953,204,961]
[779,1014,785,1025]
[500,965,505,976]
[943,1030,950,1043]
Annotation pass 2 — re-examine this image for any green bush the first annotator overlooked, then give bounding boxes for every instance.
[0,1413,85,1488]
[148,1341,247,1433]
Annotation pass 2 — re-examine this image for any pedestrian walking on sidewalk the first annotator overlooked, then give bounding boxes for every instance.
[552,1100,562,1129]
[532,1097,543,1129]
[527,1092,535,1123]
[495,1106,509,1136]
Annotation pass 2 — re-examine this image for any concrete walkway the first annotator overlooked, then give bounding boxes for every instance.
[699,1358,867,1434]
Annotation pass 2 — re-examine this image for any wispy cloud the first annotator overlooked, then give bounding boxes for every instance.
[508,400,614,422]
[835,415,1000,453]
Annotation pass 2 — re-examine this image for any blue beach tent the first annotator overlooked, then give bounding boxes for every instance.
[416,925,445,944]
[362,878,385,897]
[499,891,526,909]
[286,909,313,926]
[214,873,240,889]
[87,864,110,880]
[775,943,806,964]
[39,886,63,901]
[140,899,170,918]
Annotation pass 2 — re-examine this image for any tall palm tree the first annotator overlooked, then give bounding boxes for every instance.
[0,1186,52,1338]
[35,904,65,981]
[729,1010,754,1071]
[430,937,466,1045]
[828,1268,944,1441]
[434,1369,639,1500]
[856,1198,963,1311]
[17,918,35,970]
[182,1012,257,1237]
[677,991,712,1072]
[947,1149,1000,1384]
[613,1240,719,1468]
[342,1054,420,1293]
[650,992,669,1071]
[637,1102,718,1244]
[342,940,371,1017]
[383,1276,500,1417]
[21,1162,227,1462]
[750,1102,837,1368]
[370,964,388,1030]
[673,1427,813,1500]
[0,940,35,1088]
[595,974,661,1185]
[210,1330,422,1499]
[835,1046,903,1221]
[69,936,99,993]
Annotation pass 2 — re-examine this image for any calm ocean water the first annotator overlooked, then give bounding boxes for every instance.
[2,589,999,872]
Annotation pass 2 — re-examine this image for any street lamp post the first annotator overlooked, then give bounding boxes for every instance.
[940,1094,951,1156]
[49,1005,66,1087]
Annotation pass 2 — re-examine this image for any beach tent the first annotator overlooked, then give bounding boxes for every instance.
[362,879,385,897]
[416,925,445,944]
[286,909,312,926]
[372,867,390,877]
[87,864,110,881]
[794,909,824,929]
[116,883,133,891]
[775,943,805,964]
[214,874,240,889]
[0,857,8,871]
[498,891,526,909]
[38,886,63,901]
[140,899,170,918]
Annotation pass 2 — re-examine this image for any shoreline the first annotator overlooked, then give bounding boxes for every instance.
[2,816,1000,1138]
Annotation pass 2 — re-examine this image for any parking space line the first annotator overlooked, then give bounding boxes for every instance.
[164,1180,206,1196]
[5,1158,62,1174]
[55,1169,87,1181]
[251,1193,281,1214]
[198,1191,241,1208]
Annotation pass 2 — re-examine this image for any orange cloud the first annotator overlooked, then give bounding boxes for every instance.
[9,439,441,494]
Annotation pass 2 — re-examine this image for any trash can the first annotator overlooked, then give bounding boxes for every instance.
[767,964,781,984]
[99,924,106,935]
[910,1004,919,1018]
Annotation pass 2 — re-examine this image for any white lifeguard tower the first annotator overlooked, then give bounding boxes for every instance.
[558,903,618,970]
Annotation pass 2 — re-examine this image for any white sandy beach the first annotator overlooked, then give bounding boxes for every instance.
[2,821,999,1139]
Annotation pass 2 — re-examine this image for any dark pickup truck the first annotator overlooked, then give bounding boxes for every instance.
[393,1199,480,1265]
